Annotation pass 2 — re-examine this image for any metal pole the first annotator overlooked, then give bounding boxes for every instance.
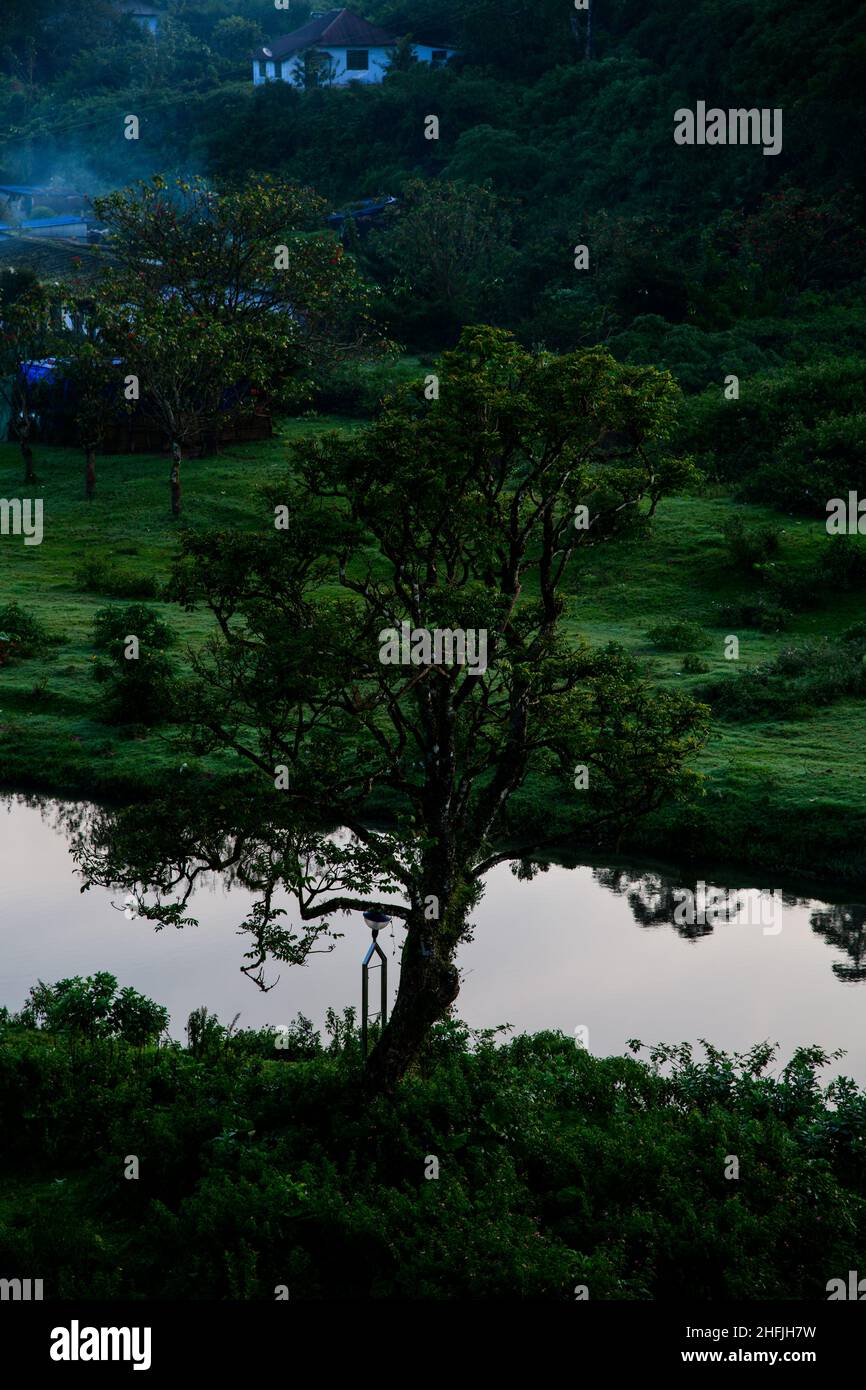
[362,948,370,1059]
[361,927,388,1059]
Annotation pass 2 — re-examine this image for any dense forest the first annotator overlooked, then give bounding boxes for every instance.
[3,0,864,471]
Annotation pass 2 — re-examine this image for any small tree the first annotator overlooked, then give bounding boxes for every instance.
[94,175,383,512]
[366,179,515,341]
[62,312,119,501]
[0,282,58,484]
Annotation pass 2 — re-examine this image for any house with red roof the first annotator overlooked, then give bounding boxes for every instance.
[252,8,458,88]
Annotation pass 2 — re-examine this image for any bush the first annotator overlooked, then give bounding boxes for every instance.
[77,555,161,599]
[712,594,792,632]
[696,639,866,721]
[678,358,866,485]
[722,515,780,570]
[681,653,710,674]
[647,620,706,651]
[819,536,866,591]
[92,644,175,725]
[21,973,168,1045]
[745,412,866,515]
[0,602,56,663]
[93,604,176,653]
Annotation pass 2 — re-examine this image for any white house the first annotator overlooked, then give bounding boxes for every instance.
[252,8,458,88]
[114,1,160,36]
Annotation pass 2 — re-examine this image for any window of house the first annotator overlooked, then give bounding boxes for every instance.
[346,49,369,71]
[431,49,448,65]
[258,61,267,78]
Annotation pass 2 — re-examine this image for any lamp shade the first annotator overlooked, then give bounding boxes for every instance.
[363,909,392,930]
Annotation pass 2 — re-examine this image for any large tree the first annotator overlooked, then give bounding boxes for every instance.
[79,327,707,1089]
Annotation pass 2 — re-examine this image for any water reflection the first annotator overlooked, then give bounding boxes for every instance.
[593,865,866,981]
[810,905,866,983]
[2,794,866,1080]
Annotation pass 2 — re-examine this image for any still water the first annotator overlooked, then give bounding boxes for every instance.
[1,795,864,1081]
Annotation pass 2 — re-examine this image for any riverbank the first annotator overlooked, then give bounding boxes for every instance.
[2,432,866,885]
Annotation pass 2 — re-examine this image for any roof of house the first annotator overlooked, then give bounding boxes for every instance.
[413,34,460,50]
[0,216,87,231]
[115,1,160,15]
[0,235,107,287]
[255,9,399,61]
[0,184,82,199]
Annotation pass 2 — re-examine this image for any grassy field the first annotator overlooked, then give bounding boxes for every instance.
[2,417,866,885]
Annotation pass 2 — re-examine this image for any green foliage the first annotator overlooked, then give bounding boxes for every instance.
[1,1008,864,1299]
[713,594,792,633]
[681,653,710,675]
[722,515,780,571]
[751,413,866,516]
[363,179,515,343]
[93,175,384,459]
[0,602,56,663]
[90,605,176,725]
[679,359,866,486]
[697,640,866,722]
[76,555,161,599]
[19,972,168,1044]
[93,603,176,653]
[646,619,706,652]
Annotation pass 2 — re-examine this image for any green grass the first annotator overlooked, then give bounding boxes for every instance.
[2,424,866,880]
[0,417,356,795]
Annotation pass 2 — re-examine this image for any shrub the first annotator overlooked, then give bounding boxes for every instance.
[681,653,710,674]
[92,648,175,724]
[647,619,706,651]
[21,973,168,1045]
[722,515,780,570]
[93,604,175,652]
[696,639,866,720]
[76,555,160,599]
[678,358,866,484]
[745,412,866,515]
[0,602,56,663]
[91,605,176,724]
[1,1013,865,1300]
[712,594,792,632]
[819,536,866,590]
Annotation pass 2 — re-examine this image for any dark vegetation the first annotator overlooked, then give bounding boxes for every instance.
[1,986,864,1299]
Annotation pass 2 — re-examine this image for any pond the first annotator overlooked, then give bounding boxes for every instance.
[2,794,865,1081]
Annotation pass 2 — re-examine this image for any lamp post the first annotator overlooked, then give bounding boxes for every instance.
[361,909,390,1059]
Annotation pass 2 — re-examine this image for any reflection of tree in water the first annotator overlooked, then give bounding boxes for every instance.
[592,868,721,938]
[592,869,807,942]
[810,905,866,982]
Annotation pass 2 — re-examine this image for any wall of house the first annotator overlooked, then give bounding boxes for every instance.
[252,43,457,88]
[413,44,458,66]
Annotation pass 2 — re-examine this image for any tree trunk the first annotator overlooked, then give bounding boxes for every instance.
[200,425,219,458]
[85,447,96,501]
[21,438,36,485]
[364,920,460,1092]
[170,441,182,517]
